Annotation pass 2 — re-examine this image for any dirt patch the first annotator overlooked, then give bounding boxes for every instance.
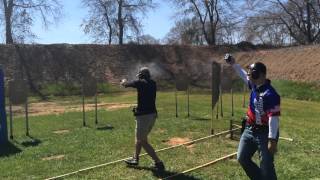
[165,137,191,146]
[164,137,194,150]
[8,102,136,117]
[97,103,135,111]
[53,129,70,134]
[42,155,65,161]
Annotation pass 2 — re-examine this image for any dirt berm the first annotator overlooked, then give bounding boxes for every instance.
[0,44,319,89]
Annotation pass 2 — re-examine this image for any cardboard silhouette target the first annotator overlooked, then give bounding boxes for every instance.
[8,79,28,105]
[220,66,233,93]
[81,76,97,127]
[174,73,190,118]
[211,61,221,135]
[0,67,8,144]
[82,76,97,97]
[211,62,221,110]
[175,74,189,91]
[8,78,30,137]
[81,76,112,129]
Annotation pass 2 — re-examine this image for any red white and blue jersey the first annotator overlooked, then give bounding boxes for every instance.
[247,80,281,126]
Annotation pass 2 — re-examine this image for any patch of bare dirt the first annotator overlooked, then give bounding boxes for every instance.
[8,102,136,117]
[42,155,65,161]
[163,137,194,150]
[100,103,135,110]
[165,137,191,146]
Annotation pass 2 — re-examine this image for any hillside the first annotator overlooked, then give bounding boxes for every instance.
[233,45,320,83]
[0,44,319,90]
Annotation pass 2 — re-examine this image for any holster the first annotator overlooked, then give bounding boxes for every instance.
[241,117,247,134]
[132,107,138,116]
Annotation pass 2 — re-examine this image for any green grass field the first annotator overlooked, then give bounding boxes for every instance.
[1,82,320,179]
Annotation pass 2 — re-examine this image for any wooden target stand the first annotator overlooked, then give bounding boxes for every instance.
[175,74,190,118]
[211,62,221,135]
[81,76,112,129]
[8,79,29,139]
[0,67,8,144]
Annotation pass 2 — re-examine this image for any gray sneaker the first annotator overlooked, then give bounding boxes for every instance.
[125,157,139,166]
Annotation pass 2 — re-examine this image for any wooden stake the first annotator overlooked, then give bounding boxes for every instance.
[95,93,98,125]
[9,102,13,139]
[25,99,29,136]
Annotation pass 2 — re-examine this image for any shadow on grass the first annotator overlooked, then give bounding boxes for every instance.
[96,125,114,131]
[0,142,21,157]
[189,116,211,121]
[21,136,41,147]
[127,165,201,180]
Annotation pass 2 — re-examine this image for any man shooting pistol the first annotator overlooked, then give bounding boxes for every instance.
[120,67,165,172]
[225,54,280,180]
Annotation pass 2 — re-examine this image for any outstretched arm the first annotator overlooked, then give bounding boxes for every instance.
[120,79,137,88]
[224,54,248,84]
[232,64,249,84]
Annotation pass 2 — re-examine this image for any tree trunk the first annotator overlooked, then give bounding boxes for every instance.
[306,1,313,43]
[209,15,216,45]
[5,14,14,44]
[3,0,14,44]
[118,0,123,45]
[105,13,113,45]
[99,0,113,45]
[108,28,112,45]
[205,0,218,45]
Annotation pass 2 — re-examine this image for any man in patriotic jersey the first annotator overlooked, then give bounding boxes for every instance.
[225,54,280,180]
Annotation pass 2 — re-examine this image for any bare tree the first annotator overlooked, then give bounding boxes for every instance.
[163,17,204,45]
[246,0,320,45]
[82,0,155,45]
[0,0,63,44]
[82,0,116,44]
[136,34,159,44]
[242,13,290,45]
[169,0,240,45]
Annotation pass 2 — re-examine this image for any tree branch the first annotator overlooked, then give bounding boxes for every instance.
[279,16,303,44]
[276,0,307,36]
